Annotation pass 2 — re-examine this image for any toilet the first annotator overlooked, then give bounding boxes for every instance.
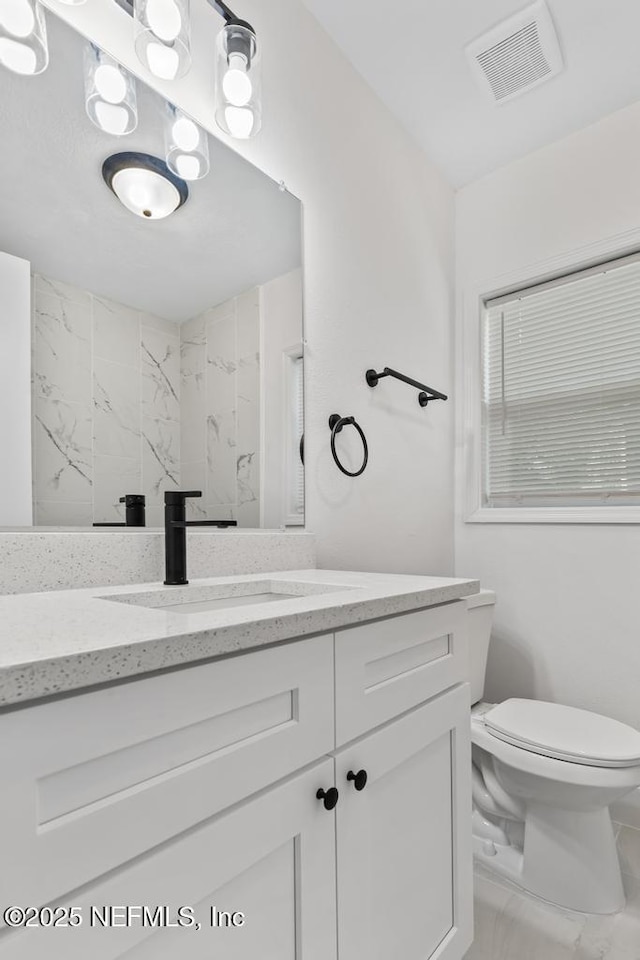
[465,590,640,914]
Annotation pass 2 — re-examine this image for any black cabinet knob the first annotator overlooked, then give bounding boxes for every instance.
[316,786,339,810]
[347,769,368,791]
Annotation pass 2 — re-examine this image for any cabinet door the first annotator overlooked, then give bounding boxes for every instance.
[334,685,472,960]
[0,759,337,960]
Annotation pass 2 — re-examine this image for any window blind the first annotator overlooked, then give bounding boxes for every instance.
[482,254,640,507]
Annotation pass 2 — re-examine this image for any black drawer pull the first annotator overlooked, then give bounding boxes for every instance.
[347,769,368,791]
[316,786,339,810]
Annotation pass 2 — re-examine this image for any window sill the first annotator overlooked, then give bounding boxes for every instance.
[466,506,640,524]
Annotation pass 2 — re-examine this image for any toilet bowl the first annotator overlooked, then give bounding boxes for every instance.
[465,591,640,914]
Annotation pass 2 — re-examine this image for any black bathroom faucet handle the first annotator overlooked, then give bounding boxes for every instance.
[164,490,203,505]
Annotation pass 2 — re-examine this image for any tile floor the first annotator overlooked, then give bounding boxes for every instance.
[465,823,640,960]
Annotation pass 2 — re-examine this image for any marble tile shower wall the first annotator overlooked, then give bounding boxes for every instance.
[31,275,181,526]
[180,288,260,527]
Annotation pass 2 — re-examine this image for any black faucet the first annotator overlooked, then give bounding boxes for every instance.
[164,490,237,585]
[93,494,146,527]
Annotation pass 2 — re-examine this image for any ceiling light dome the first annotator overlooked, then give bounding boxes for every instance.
[102,152,188,220]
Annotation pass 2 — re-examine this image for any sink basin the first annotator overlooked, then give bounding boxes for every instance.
[147,590,299,614]
[101,579,354,615]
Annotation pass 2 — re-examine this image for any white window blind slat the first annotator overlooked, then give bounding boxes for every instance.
[482,254,640,507]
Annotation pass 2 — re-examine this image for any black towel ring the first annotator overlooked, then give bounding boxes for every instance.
[328,414,369,477]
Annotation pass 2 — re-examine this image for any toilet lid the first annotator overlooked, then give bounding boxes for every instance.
[483,699,640,768]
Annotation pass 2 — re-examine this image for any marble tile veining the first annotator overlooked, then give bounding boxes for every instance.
[32,273,182,524]
[33,291,91,403]
[93,357,140,459]
[141,326,180,423]
[34,396,92,502]
[142,416,180,502]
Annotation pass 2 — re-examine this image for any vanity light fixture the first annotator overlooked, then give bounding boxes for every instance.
[213,2,261,139]
[102,151,188,220]
[133,0,191,80]
[164,103,209,180]
[85,45,138,136]
[118,0,262,140]
[0,0,48,75]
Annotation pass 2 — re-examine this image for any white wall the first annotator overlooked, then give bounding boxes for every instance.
[44,0,456,575]
[0,250,32,525]
[455,100,640,732]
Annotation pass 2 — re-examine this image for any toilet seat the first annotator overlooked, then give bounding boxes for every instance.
[482,699,640,768]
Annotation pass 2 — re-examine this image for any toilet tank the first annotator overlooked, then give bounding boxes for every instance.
[463,590,496,705]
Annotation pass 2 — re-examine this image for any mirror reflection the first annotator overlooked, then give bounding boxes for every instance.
[0,14,303,529]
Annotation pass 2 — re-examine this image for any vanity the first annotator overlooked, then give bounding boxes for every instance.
[0,3,475,956]
[0,569,478,959]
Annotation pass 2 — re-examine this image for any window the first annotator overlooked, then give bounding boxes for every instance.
[481,253,640,509]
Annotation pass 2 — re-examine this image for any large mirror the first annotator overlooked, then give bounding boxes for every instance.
[0,13,303,528]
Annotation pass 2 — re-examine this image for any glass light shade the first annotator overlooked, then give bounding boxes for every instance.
[134,0,190,80]
[214,22,261,140]
[102,152,188,221]
[112,167,180,219]
[0,0,48,75]
[85,45,137,136]
[164,105,209,181]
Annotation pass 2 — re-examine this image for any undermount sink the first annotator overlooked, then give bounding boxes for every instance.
[101,579,354,615]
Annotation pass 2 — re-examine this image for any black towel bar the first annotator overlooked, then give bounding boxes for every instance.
[366,367,448,407]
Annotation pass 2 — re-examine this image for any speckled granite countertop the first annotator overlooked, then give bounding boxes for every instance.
[0,569,479,707]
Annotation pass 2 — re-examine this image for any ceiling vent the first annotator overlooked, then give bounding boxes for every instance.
[466,1,563,104]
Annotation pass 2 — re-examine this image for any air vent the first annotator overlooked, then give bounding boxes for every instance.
[466,1,563,104]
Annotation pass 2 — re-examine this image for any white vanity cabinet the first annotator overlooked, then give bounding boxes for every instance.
[334,685,472,960]
[0,760,338,960]
[0,600,472,960]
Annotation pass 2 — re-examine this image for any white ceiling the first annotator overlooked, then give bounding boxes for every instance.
[301,0,640,187]
[0,16,301,321]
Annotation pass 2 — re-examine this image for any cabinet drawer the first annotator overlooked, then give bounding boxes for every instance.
[334,602,468,745]
[0,634,334,912]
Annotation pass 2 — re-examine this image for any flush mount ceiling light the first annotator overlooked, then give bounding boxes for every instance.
[102,151,188,220]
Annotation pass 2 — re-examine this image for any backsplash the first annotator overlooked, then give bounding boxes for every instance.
[31,274,181,526]
[0,530,316,595]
